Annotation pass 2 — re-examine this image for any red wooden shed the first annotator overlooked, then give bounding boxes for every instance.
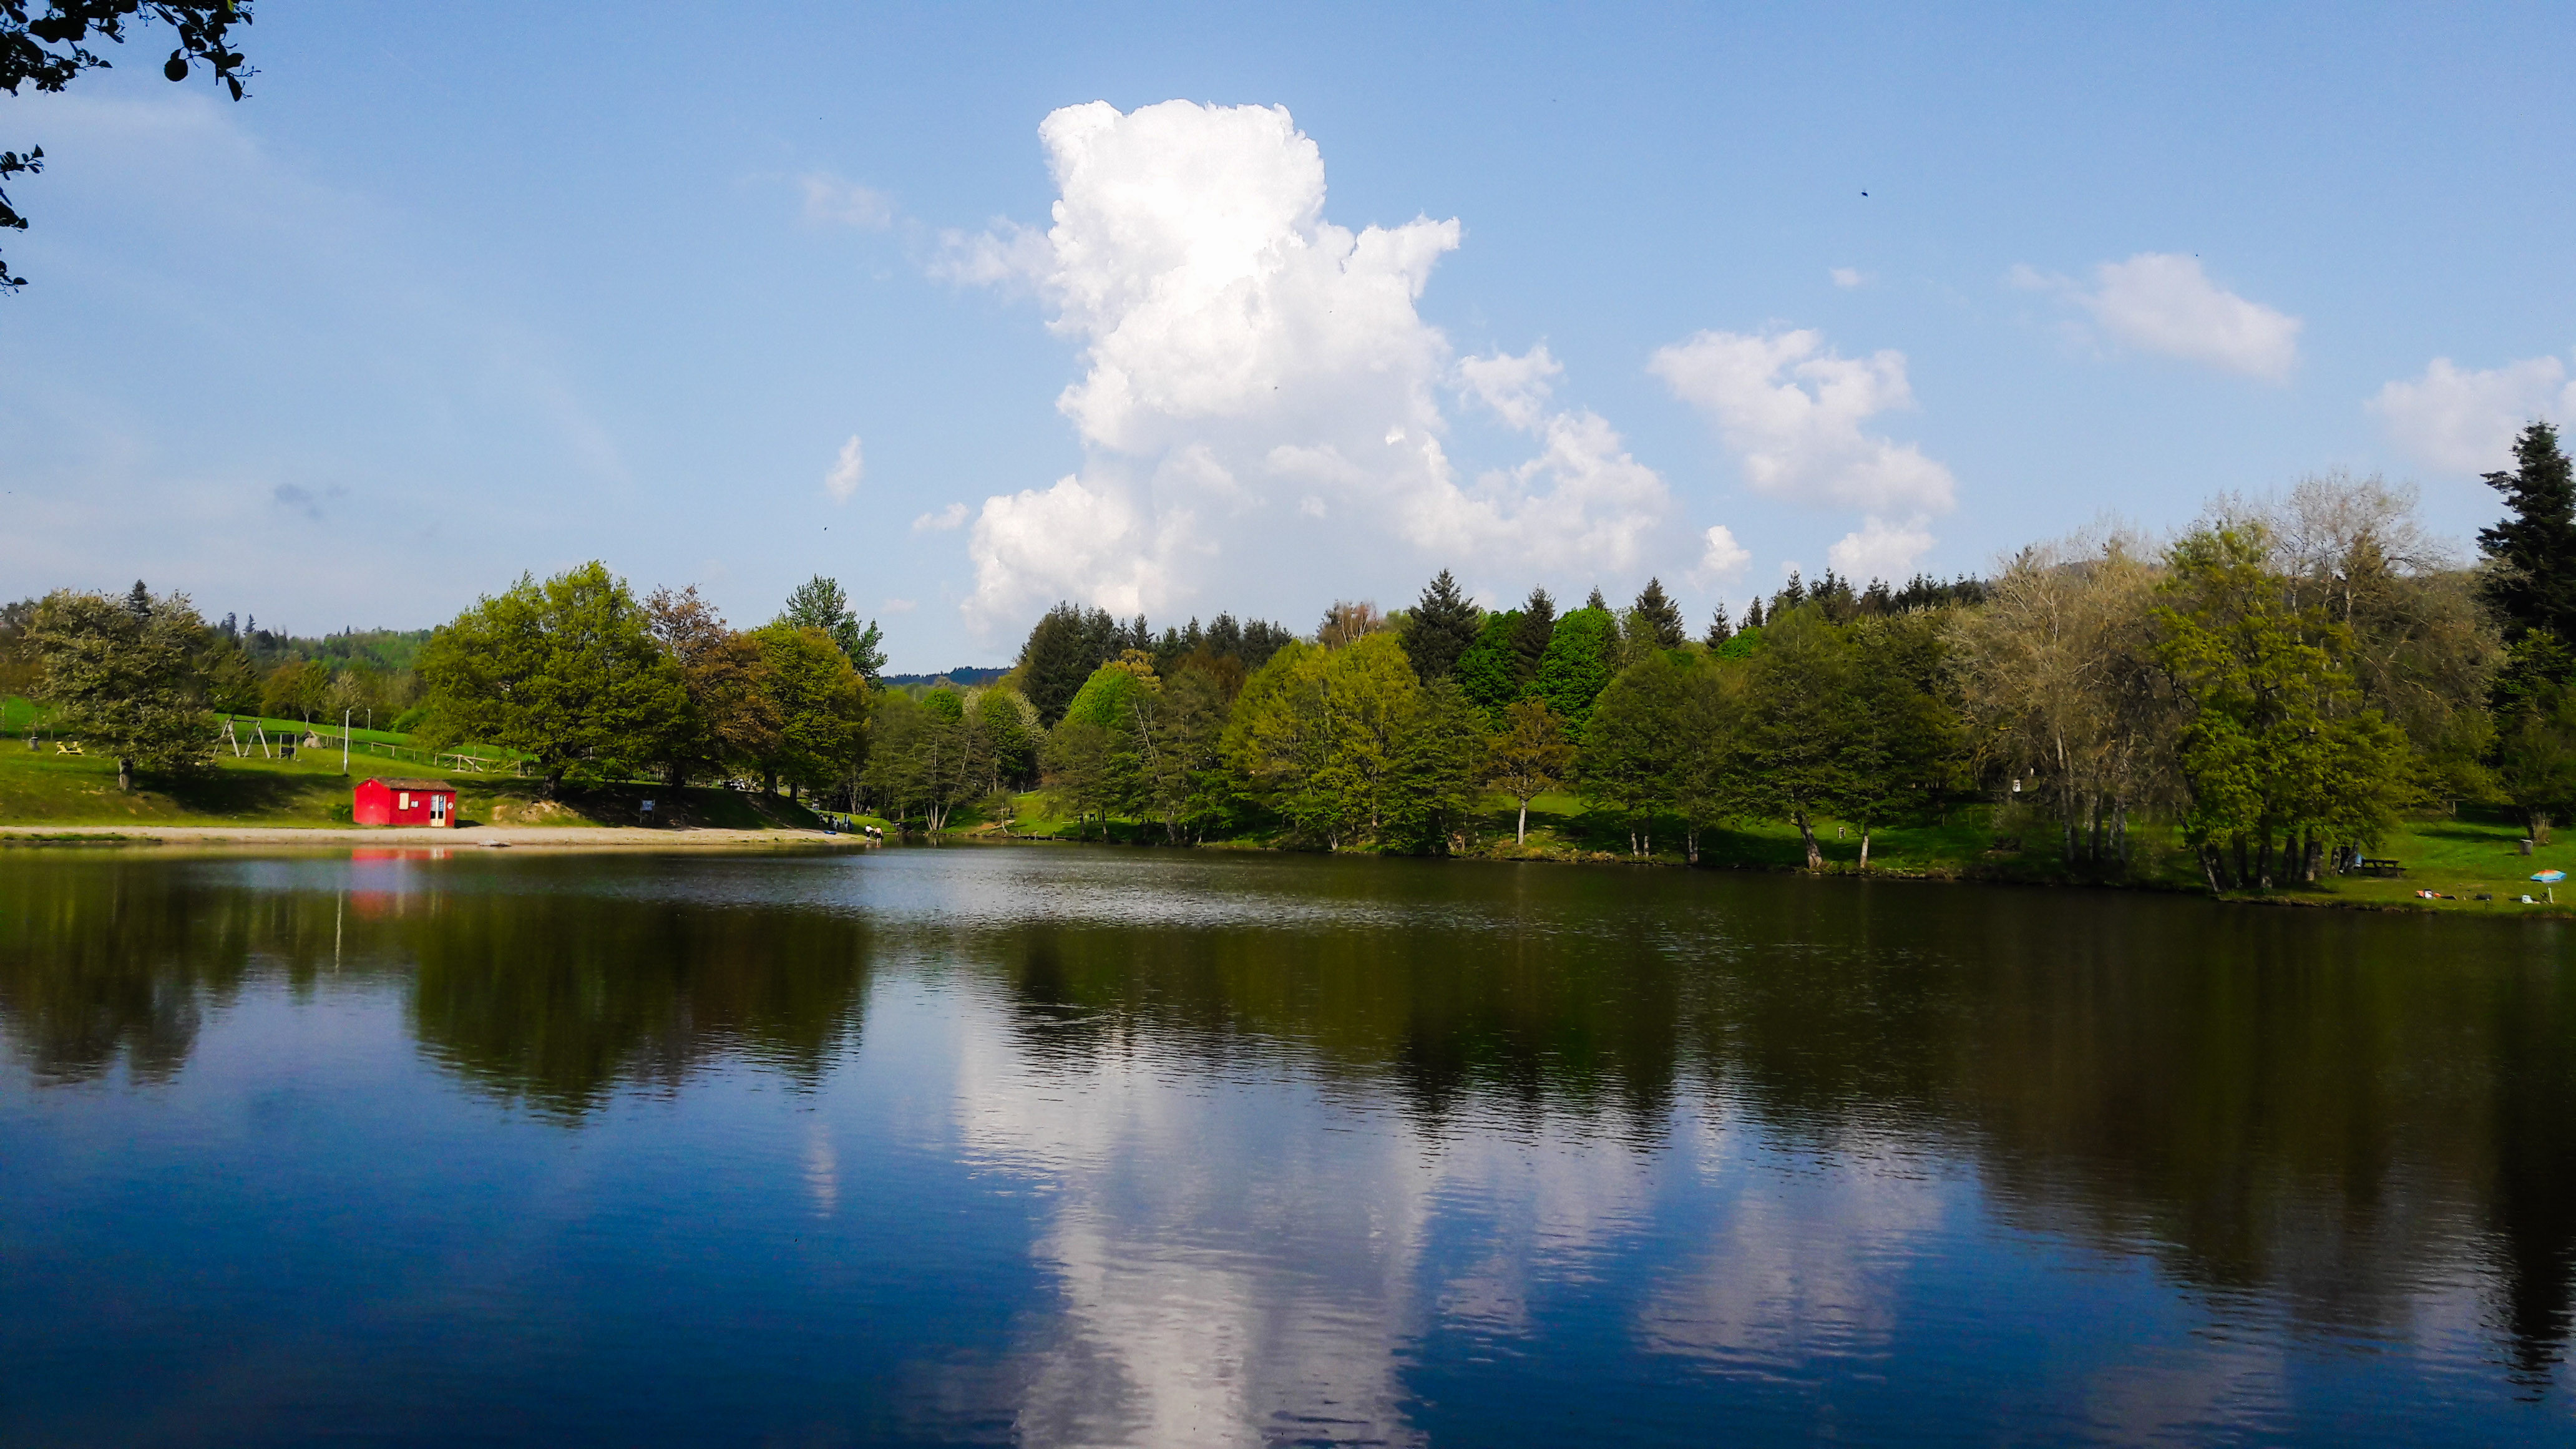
[353,778,458,828]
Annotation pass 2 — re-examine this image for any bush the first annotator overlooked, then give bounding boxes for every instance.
[391,705,431,734]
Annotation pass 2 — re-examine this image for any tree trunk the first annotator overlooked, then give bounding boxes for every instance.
[117,756,134,792]
[2200,844,2226,896]
[1516,798,1530,845]
[1793,809,1823,871]
[1686,826,1699,866]
[542,766,566,800]
[1858,826,1871,872]
[2233,834,2249,890]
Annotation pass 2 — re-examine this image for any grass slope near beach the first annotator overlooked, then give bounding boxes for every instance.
[0,747,822,832]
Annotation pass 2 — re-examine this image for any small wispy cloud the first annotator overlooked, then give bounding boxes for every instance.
[799,172,895,230]
[912,501,968,532]
[1830,267,1868,290]
[826,435,864,502]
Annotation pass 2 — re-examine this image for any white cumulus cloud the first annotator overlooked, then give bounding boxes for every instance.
[824,434,864,501]
[948,100,1674,636]
[1695,525,1751,582]
[2018,253,2301,380]
[2368,354,2576,475]
[1650,328,1954,516]
[1827,515,1936,580]
[912,501,969,532]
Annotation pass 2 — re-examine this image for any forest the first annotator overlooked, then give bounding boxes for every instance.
[867,425,2567,894]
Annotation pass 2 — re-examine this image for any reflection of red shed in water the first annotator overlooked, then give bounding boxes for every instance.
[353,778,457,827]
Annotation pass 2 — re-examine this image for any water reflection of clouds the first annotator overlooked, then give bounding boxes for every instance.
[1630,1105,1955,1377]
[945,975,1695,1447]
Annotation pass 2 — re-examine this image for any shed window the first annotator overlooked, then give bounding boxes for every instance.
[398,793,411,809]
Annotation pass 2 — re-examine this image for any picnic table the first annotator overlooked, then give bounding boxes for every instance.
[2356,857,2404,877]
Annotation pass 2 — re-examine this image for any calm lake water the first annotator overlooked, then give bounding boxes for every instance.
[1,846,2571,1447]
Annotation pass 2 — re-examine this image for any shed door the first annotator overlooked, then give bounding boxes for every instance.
[430,794,447,824]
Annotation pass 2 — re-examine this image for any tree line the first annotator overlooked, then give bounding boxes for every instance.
[851,426,2567,894]
[14,425,2575,889]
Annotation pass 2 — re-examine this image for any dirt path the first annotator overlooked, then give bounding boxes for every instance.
[0,824,872,849]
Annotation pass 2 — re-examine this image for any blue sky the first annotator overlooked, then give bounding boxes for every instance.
[4,2,2572,670]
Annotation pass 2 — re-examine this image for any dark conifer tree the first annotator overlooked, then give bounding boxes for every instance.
[1744,596,1765,628]
[1402,568,1483,681]
[1584,585,1609,612]
[1511,587,1557,683]
[1704,603,1733,647]
[2479,422,2576,643]
[1631,577,1686,648]
[1017,602,1121,726]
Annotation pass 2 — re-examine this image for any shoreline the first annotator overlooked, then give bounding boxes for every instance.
[5,822,2560,919]
[0,824,867,850]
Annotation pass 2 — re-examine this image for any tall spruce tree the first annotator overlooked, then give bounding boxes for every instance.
[1402,568,1482,681]
[2479,422,2576,643]
[1510,588,1557,684]
[1631,577,1686,649]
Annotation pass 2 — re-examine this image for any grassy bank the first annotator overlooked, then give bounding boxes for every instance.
[0,744,824,832]
[969,788,2576,917]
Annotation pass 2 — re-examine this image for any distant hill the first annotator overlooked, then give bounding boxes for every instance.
[882,666,1008,689]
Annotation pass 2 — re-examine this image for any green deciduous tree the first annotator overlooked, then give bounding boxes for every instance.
[2155,526,2411,892]
[1484,698,1572,845]
[2496,685,2576,844]
[1451,609,1525,728]
[26,583,211,790]
[1531,605,1619,733]
[1735,607,1853,870]
[1131,665,1232,842]
[1839,615,1958,870]
[1222,635,1440,849]
[751,622,870,800]
[1576,650,1691,856]
[1951,531,2173,871]
[776,575,885,683]
[867,690,973,829]
[416,562,688,797]
[1381,678,1486,855]
[645,585,777,789]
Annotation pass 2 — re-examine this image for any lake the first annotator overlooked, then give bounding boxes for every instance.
[1,845,2570,1446]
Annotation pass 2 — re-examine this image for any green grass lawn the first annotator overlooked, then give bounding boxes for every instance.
[0,745,824,832]
[962,784,2575,915]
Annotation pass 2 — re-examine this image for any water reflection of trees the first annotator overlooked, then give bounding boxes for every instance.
[0,857,876,1118]
[980,870,2576,1377]
[1,854,2567,1373]
[407,888,874,1118]
[0,861,330,1083]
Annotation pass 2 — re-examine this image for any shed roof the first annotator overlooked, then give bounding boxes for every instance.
[369,778,452,791]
